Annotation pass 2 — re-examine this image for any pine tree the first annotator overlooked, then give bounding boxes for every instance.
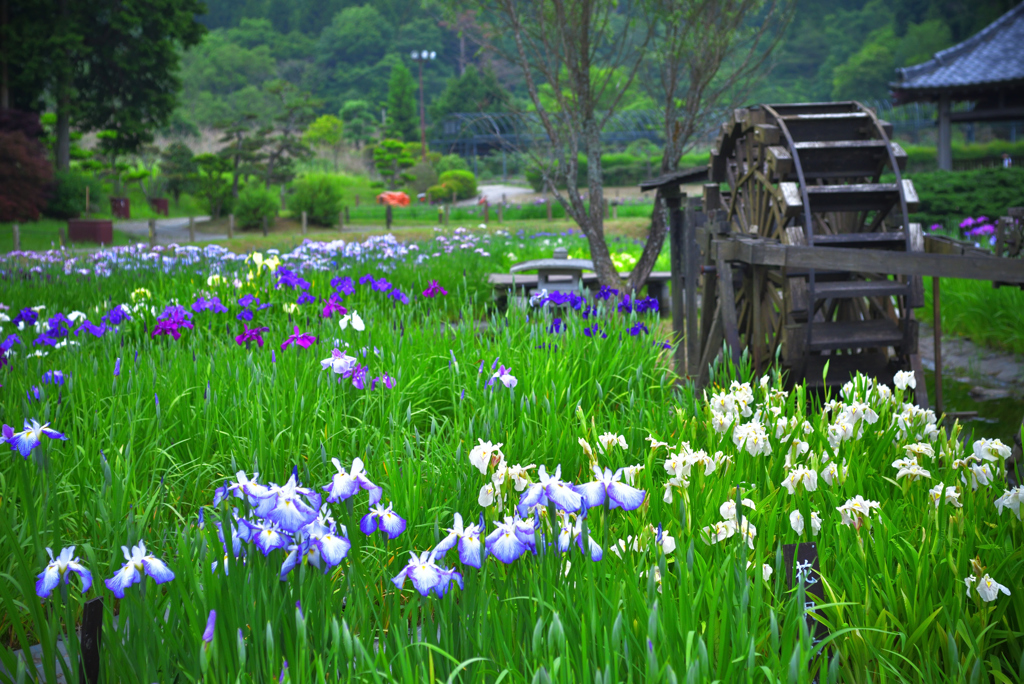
[385,62,418,143]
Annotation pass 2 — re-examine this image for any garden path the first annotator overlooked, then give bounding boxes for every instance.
[919,322,1024,399]
[115,216,224,245]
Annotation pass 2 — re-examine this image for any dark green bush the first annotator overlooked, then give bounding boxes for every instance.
[235,184,278,229]
[907,167,1024,229]
[427,170,477,201]
[45,170,106,219]
[289,174,343,226]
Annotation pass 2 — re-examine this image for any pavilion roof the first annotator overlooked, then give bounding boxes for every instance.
[891,2,1024,102]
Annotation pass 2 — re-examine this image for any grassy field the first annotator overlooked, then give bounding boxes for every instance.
[0,227,1021,682]
[922,277,1024,357]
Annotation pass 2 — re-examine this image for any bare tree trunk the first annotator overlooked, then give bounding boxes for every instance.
[626,192,668,294]
[1,0,8,110]
[582,117,621,289]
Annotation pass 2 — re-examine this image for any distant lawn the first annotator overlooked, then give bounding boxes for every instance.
[0,219,133,252]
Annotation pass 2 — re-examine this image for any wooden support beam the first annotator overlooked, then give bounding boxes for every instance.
[685,197,701,376]
[716,255,742,367]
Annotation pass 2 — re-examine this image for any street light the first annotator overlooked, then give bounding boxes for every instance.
[410,50,436,161]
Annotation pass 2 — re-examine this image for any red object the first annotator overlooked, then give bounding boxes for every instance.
[68,219,113,244]
[376,191,410,207]
[149,198,169,216]
[110,197,130,219]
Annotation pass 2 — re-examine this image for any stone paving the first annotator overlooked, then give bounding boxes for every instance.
[919,322,1024,400]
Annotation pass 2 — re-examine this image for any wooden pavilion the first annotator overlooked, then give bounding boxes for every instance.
[890,2,1024,170]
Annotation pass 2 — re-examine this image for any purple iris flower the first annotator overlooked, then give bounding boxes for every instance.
[370,373,396,390]
[158,305,193,322]
[322,294,347,318]
[192,296,228,314]
[27,386,41,401]
[235,324,270,347]
[32,334,58,347]
[359,502,406,539]
[2,419,68,457]
[202,611,216,644]
[372,278,392,293]
[323,457,383,505]
[241,518,292,556]
[276,267,310,290]
[583,324,606,339]
[389,289,410,305]
[102,305,131,326]
[73,320,107,337]
[634,296,659,314]
[548,318,564,334]
[331,276,355,295]
[296,292,317,305]
[12,308,38,326]
[433,513,484,569]
[279,539,322,580]
[45,314,72,337]
[2,333,21,350]
[36,546,92,598]
[321,348,359,376]
[235,309,254,322]
[358,273,375,286]
[255,473,320,533]
[422,280,448,298]
[575,465,647,510]
[556,513,603,561]
[629,322,649,336]
[152,317,193,340]
[238,294,256,308]
[518,464,582,513]
[392,550,463,597]
[114,357,121,377]
[104,541,175,598]
[41,370,65,385]
[349,364,369,390]
[595,286,619,301]
[484,516,530,564]
[281,326,316,351]
[304,515,351,568]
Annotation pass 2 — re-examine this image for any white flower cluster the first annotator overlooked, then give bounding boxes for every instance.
[701,498,757,549]
[469,439,535,509]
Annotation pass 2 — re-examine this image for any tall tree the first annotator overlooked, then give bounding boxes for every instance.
[470,0,655,288]
[385,62,419,142]
[304,114,346,171]
[625,0,791,294]
[259,80,317,189]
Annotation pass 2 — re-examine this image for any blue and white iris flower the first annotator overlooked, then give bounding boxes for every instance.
[323,457,383,505]
[575,465,647,510]
[359,502,407,539]
[392,550,464,597]
[433,513,484,569]
[36,546,92,598]
[518,464,582,514]
[104,542,175,598]
[484,516,531,564]
[2,419,67,458]
[256,473,320,533]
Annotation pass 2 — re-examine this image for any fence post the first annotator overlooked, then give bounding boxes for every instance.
[228,214,234,240]
[12,223,19,251]
[188,216,195,242]
[301,211,307,235]
[148,219,156,248]
[497,203,503,224]
[546,196,552,222]
[85,186,90,217]
[386,204,393,231]
[444,203,450,227]
[484,199,489,224]
[613,203,618,220]
[262,215,268,237]
[80,597,103,684]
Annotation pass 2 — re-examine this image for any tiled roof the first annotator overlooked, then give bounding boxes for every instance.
[892,2,1024,93]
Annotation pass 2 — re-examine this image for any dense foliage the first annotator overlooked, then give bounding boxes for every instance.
[289,174,345,226]
[909,167,1024,230]
[0,229,1021,682]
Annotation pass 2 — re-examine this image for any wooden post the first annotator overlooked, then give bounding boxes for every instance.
[612,204,618,220]
[685,197,701,376]
[301,211,307,235]
[665,186,686,377]
[80,597,103,684]
[938,93,952,171]
[497,203,503,223]
[546,196,552,222]
[261,215,268,237]
[227,214,234,240]
[338,210,344,231]
[188,216,195,242]
[12,223,19,251]
[933,277,943,415]
[148,218,156,248]
[444,203,450,227]
[385,204,392,231]
[85,185,90,217]
[484,199,489,223]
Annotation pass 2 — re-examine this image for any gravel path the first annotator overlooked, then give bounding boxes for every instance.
[115,216,225,245]
[919,322,1024,399]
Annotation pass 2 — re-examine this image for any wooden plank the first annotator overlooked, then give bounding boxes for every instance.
[718,240,1024,283]
[778,182,802,217]
[510,258,594,273]
[902,178,920,212]
[811,232,905,247]
[808,319,903,351]
[767,146,793,178]
[812,280,909,300]
[754,124,780,145]
[716,256,742,366]
[685,198,701,375]
[697,298,724,388]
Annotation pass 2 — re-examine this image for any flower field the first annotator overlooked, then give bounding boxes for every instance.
[0,227,1022,684]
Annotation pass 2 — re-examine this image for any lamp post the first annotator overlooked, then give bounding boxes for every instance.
[410,50,436,161]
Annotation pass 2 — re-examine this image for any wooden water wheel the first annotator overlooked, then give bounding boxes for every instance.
[699,101,924,390]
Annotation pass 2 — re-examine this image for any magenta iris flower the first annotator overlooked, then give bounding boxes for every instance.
[281,326,316,351]
[422,280,448,297]
[235,324,270,347]
[322,295,347,318]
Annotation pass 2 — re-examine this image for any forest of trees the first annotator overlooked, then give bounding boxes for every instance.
[175,0,1019,136]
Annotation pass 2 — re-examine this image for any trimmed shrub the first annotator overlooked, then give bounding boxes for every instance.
[235,184,278,229]
[438,170,477,200]
[435,154,469,175]
[289,174,343,226]
[46,171,106,219]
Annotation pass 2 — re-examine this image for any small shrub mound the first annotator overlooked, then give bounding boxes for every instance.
[289,174,343,226]
[235,184,278,229]
[427,170,477,202]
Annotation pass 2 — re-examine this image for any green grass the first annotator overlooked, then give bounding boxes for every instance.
[922,276,1024,356]
[0,228,1020,682]
[0,219,133,252]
